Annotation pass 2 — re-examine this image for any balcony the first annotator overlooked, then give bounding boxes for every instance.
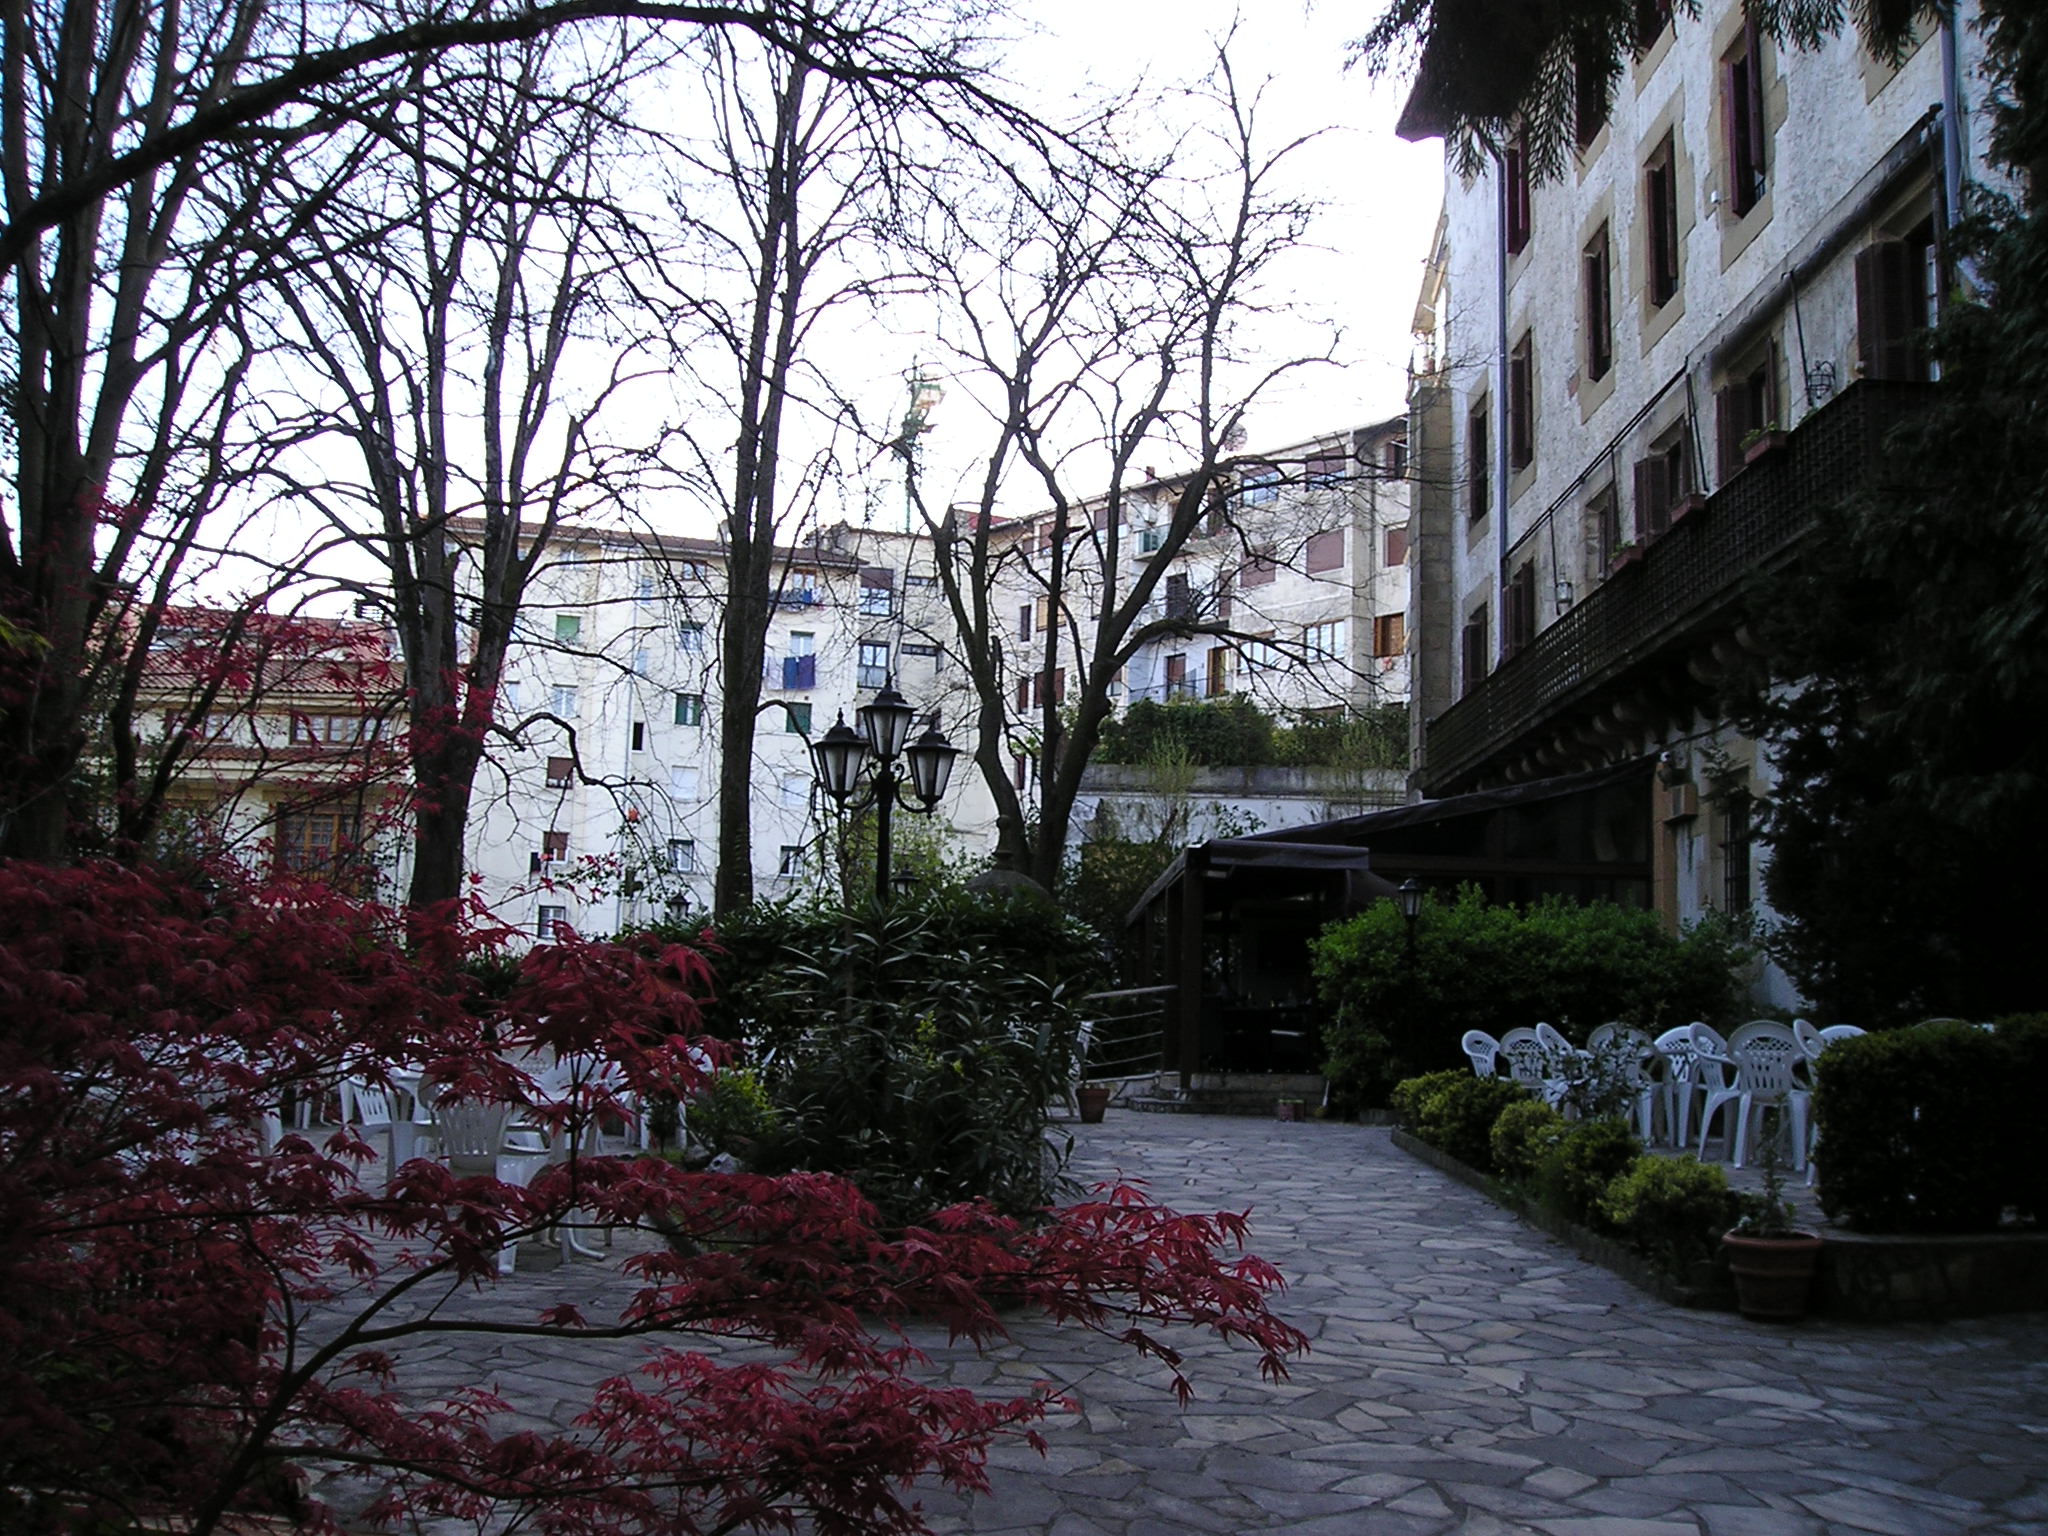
[1422,381,1931,795]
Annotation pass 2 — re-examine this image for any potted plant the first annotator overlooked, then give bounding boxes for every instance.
[1608,540,1644,573]
[1721,1132,1823,1320]
[1739,422,1788,464]
[1075,1080,1114,1123]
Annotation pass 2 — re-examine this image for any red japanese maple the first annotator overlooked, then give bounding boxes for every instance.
[0,859,1304,1535]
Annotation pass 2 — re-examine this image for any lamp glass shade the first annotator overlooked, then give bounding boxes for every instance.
[1397,878,1426,922]
[857,683,916,761]
[811,714,870,801]
[903,723,959,805]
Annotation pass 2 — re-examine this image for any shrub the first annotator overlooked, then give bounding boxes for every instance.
[1391,1069,1528,1172]
[1600,1155,1738,1270]
[1313,886,1751,1109]
[1490,1097,1568,1182]
[651,892,1104,1223]
[1095,694,1276,766]
[1995,1014,2048,1224]
[1814,1018,2031,1232]
[1535,1118,1641,1230]
[689,1068,779,1158]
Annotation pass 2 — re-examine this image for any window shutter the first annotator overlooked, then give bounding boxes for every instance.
[1743,20,1768,195]
[1715,385,1745,482]
[1855,240,1917,381]
[1305,529,1345,573]
[1632,457,1661,543]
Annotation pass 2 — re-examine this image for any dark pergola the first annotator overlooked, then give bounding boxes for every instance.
[1124,758,1655,1087]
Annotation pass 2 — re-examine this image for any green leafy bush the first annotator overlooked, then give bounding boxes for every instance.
[1813,1018,2038,1232]
[1490,1097,1568,1182]
[1313,886,1751,1110]
[1095,695,1275,767]
[642,891,1104,1223]
[1390,1069,1528,1172]
[1600,1155,1737,1270]
[688,1068,778,1158]
[1534,1118,1641,1230]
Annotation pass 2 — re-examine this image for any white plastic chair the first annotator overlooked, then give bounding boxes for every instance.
[343,1076,436,1175]
[1693,1021,1810,1170]
[1059,1019,1098,1118]
[1497,1028,1567,1108]
[1655,1023,1717,1153]
[433,1100,553,1275]
[1461,1029,1501,1079]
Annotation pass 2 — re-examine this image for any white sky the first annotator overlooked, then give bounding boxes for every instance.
[869,0,1446,496]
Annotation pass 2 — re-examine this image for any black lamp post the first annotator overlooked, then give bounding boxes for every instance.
[1397,878,1425,1052]
[812,681,961,903]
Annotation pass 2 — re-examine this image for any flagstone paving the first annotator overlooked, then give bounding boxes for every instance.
[328,1116,2048,1534]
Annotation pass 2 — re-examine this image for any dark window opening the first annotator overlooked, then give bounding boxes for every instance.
[1584,225,1613,382]
[1504,563,1538,658]
[1467,400,1491,522]
[1504,135,1532,254]
[1461,604,1490,697]
[1724,21,1769,217]
[1508,333,1535,471]
[1645,135,1681,308]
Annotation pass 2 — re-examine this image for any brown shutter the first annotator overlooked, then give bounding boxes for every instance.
[1632,457,1659,543]
[1305,529,1345,572]
[1716,385,1744,482]
[1856,240,1917,381]
[1744,20,1768,193]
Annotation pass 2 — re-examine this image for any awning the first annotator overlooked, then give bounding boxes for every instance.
[1126,840,1396,929]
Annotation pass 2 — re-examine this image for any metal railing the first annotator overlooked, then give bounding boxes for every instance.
[1423,381,1931,792]
[1080,985,1172,1081]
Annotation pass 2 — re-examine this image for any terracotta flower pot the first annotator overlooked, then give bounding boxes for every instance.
[1722,1230,1824,1320]
[1076,1084,1113,1124]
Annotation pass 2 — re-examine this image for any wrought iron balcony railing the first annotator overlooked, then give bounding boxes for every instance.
[1422,380,1933,793]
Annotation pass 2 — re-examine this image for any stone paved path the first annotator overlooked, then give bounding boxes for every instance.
[327,1116,2048,1534]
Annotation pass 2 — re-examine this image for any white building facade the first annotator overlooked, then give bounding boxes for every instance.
[1402,3,1994,996]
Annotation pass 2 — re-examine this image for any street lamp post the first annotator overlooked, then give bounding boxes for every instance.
[1397,878,1425,1057]
[811,681,961,903]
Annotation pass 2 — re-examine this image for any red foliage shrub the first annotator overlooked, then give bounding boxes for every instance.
[0,860,1304,1535]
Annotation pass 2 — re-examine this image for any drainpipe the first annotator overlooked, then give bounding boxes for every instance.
[1939,7,1967,234]
[1494,150,1511,667]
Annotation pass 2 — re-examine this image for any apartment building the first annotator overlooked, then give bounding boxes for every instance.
[992,417,1413,757]
[457,521,995,941]
[1400,3,1991,987]
[141,608,408,885]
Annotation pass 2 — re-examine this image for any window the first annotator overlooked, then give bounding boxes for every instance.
[902,642,939,673]
[1138,522,1165,554]
[1012,752,1030,791]
[1240,546,1278,587]
[630,721,645,752]
[1051,667,1067,705]
[554,614,582,643]
[777,845,806,878]
[1383,438,1408,477]
[1645,134,1681,308]
[291,714,376,746]
[276,811,360,877]
[676,560,708,582]
[1243,634,1281,671]
[780,776,807,810]
[1508,332,1535,471]
[1632,429,1694,541]
[1303,620,1344,661]
[1017,604,1032,640]
[1575,40,1609,149]
[677,621,705,654]
[1720,792,1754,914]
[1716,342,1782,479]
[857,641,889,690]
[1634,0,1673,50]
[1467,398,1491,522]
[1165,571,1194,621]
[1855,221,1941,382]
[1015,676,1030,712]
[1373,612,1406,658]
[784,701,812,735]
[550,685,578,717]
[674,692,703,726]
[1206,647,1230,697]
[1504,134,1531,255]
[1306,528,1345,573]
[788,630,815,656]
[1307,448,1349,484]
[859,568,894,617]
[1590,483,1622,568]
[1236,466,1280,508]
[636,574,657,604]
[546,755,574,789]
[1584,224,1614,382]
[1384,524,1410,567]
[1461,603,1490,696]
[1504,563,1538,658]
[670,765,701,801]
[542,829,569,862]
[905,571,937,589]
[1164,652,1190,699]
[668,838,696,873]
[1724,20,1769,217]
[536,905,569,942]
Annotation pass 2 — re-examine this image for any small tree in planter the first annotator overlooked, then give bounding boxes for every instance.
[1721,1131,1823,1321]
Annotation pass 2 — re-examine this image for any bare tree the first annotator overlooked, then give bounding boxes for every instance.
[915,58,1330,890]
[256,31,671,912]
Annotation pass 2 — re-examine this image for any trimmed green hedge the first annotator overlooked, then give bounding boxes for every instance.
[1314,887,1751,1110]
[1814,1015,2048,1232]
[1390,1070,1529,1171]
